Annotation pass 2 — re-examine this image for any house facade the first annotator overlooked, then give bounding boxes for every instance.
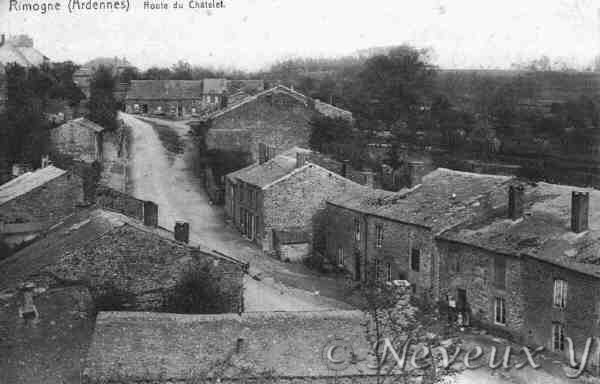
[437,183,600,363]
[200,85,353,163]
[50,117,105,164]
[125,80,205,118]
[324,169,512,299]
[225,146,363,257]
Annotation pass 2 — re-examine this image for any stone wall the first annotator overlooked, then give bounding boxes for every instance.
[45,225,244,313]
[437,238,600,362]
[521,256,600,357]
[437,240,525,337]
[262,165,359,253]
[324,202,437,295]
[95,185,144,221]
[0,171,84,227]
[84,375,386,383]
[49,124,100,164]
[206,91,315,163]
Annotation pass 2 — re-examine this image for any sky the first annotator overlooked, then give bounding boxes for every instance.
[1,0,599,71]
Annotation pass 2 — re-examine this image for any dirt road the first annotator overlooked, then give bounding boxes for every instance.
[121,113,353,311]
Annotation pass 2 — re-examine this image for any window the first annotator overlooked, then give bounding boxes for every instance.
[553,323,565,352]
[411,248,420,272]
[375,224,384,248]
[354,218,361,241]
[386,263,392,282]
[494,297,506,325]
[553,279,568,309]
[494,257,506,289]
[337,248,344,266]
[375,259,381,281]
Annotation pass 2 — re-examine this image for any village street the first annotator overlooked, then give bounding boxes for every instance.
[120,113,354,312]
[120,113,586,384]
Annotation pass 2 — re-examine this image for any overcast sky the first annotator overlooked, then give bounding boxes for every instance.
[1,0,599,70]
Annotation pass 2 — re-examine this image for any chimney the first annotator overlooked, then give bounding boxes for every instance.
[341,160,349,178]
[236,337,245,353]
[19,282,37,320]
[407,161,426,188]
[174,221,190,243]
[258,143,267,164]
[266,145,276,162]
[571,191,589,233]
[143,201,158,227]
[361,171,375,188]
[296,152,307,168]
[508,184,525,220]
[0,34,5,47]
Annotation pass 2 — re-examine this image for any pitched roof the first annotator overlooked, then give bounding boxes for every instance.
[201,85,352,121]
[0,166,67,206]
[55,117,106,133]
[84,310,372,382]
[329,168,513,232]
[126,80,204,100]
[231,154,298,188]
[203,78,227,94]
[439,182,600,278]
[0,207,246,290]
[16,46,48,66]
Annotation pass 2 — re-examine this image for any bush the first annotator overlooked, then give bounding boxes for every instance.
[163,265,229,314]
[93,284,135,313]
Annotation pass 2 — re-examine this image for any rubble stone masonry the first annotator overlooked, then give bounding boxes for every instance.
[0,172,83,226]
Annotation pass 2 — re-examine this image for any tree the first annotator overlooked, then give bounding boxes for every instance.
[163,264,230,314]
[3,63,50,166]
[141,66,173,80]
[88,65,118,131]
[118,66,140,84]
[352,45,436,125]
[171,60,193,80]
[49,61,85,105]
[359,279,458,384]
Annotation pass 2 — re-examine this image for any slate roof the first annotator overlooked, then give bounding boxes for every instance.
[0,166,67,206]
[0,208,246,290]
[200,85,353,122]
[0,42,47,67]
[230,154,298,188]
[126,80,204,100]
[83,310,373,382]
[329,168,513,233]
[55,117,106,134]
[439,182,600,278]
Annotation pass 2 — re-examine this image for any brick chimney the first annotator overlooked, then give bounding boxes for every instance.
[341,160,349,178]
[508,184,525,220]
[174,221,190,243]
[361,171,375,188]
[258,143,267,164]
[143,201,158,227]
[407,161,426,188]
[296,152,307,168]
[571,191,589,233]
[19,282,37,320]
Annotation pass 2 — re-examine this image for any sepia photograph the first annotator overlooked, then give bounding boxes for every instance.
[1,1,600,383]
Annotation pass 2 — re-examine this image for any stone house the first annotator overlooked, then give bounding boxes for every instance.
[225,146,363,258]
[437,182,600,364]
[325,169,512,298]
[83,310,391,383]
[0,165,84,249]
[199,85,353,162]
[0,200,247,313]
[50,117,106,164]
[125,79,226,119]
